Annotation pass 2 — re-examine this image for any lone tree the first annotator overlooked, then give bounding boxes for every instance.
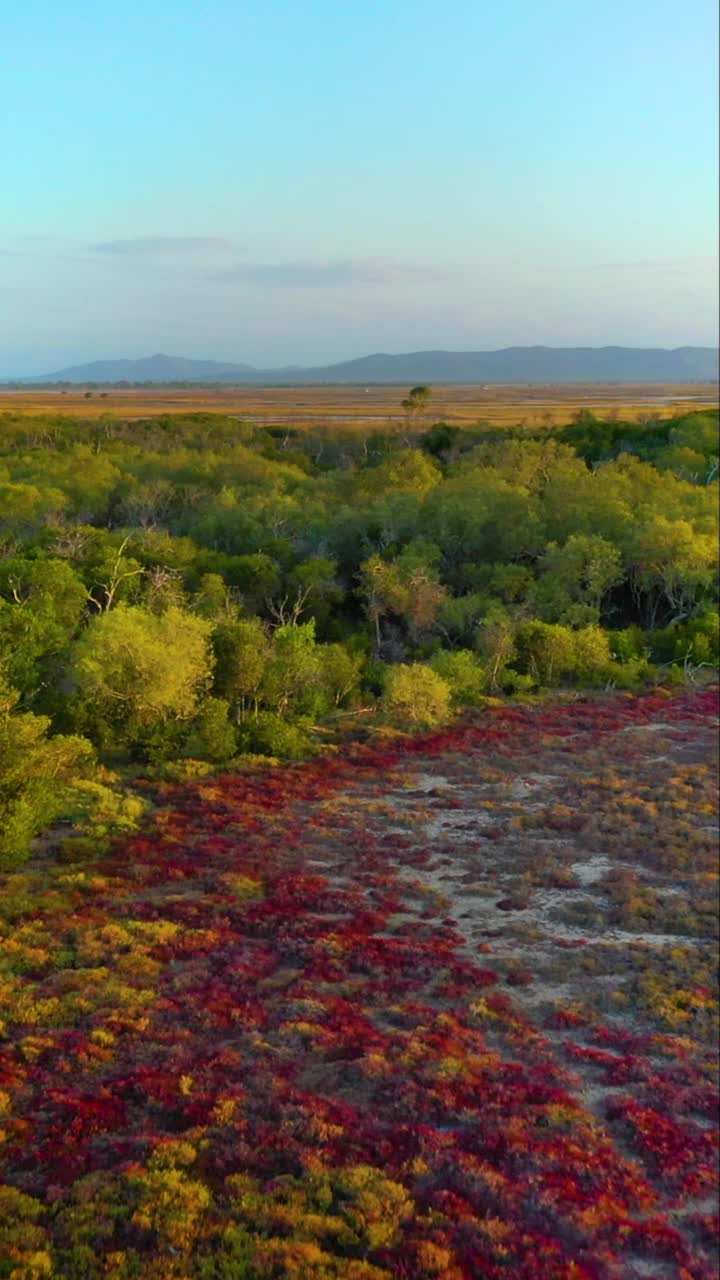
[401,385,432,426]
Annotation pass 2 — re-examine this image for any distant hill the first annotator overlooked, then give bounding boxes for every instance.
[21,353,257,383]
[13,346,719,384]
[292,346,719,384]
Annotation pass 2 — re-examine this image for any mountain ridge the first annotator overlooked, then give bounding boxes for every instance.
[8,346,719,384]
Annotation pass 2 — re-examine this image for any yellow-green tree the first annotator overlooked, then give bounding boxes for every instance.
[382,663,451,726]
[0,670,93,868]
[73,604,214,725]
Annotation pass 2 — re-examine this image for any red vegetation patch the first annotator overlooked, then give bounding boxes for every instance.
[0,688,717,1277]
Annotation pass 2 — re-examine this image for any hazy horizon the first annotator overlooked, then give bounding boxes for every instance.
[2,0,718,377]
[4,343,720,385]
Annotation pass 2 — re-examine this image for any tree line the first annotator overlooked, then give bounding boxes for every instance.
[0,405,717,866]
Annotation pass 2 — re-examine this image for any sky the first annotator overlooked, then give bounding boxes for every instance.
[1,0,718,374]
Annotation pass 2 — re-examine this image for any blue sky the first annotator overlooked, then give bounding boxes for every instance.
[1,0,717,373]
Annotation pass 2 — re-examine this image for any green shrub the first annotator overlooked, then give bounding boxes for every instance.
[650,611,720,667]
[236,712,313,760]
[128,718,187,765]
[183,698,237,762]
[162,759,218,781]
[381,663,451,727]
[498,669,536,695]
[0,671,94,869]
[611,626,647,662]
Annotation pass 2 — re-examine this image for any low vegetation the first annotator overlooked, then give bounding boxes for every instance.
[0,688,716,1278]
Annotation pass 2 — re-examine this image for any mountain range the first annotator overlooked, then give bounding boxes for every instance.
[7,347,719,385]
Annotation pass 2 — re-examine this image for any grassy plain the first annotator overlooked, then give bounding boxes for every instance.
[0,381,716,427]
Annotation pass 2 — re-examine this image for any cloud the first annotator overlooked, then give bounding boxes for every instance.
[91,236,233,255]
[211,258,445,287]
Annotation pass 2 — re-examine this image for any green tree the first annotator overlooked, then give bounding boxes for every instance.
[227,552,281,612]
[475,606,517,690]
[260,621,323,718]
[572,624,612,683]
[270,557,341,627]
[487,562,535,604]
[0,481,67,537]
[429,649,486,706]
[534,534,623,624]
[424,471,541,574]
[436,592,487,646]
[422,421,462,464]
[355,448,441,502]
[0,557,88,696]
[194,571,238,620]
[213,617,271,719]
[73,604,214,731]
[319,643,365,707]
[516,620,578,685]
[628,515,718,626]
[359,542,447,652]
[655,444,712,482]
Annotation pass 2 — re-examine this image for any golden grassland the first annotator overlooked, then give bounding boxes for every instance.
[0,382,716,428]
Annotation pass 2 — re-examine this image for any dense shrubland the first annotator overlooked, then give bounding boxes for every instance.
[0,407,717,864]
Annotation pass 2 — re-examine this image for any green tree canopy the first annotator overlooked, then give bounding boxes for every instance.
[73,604,214,728]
